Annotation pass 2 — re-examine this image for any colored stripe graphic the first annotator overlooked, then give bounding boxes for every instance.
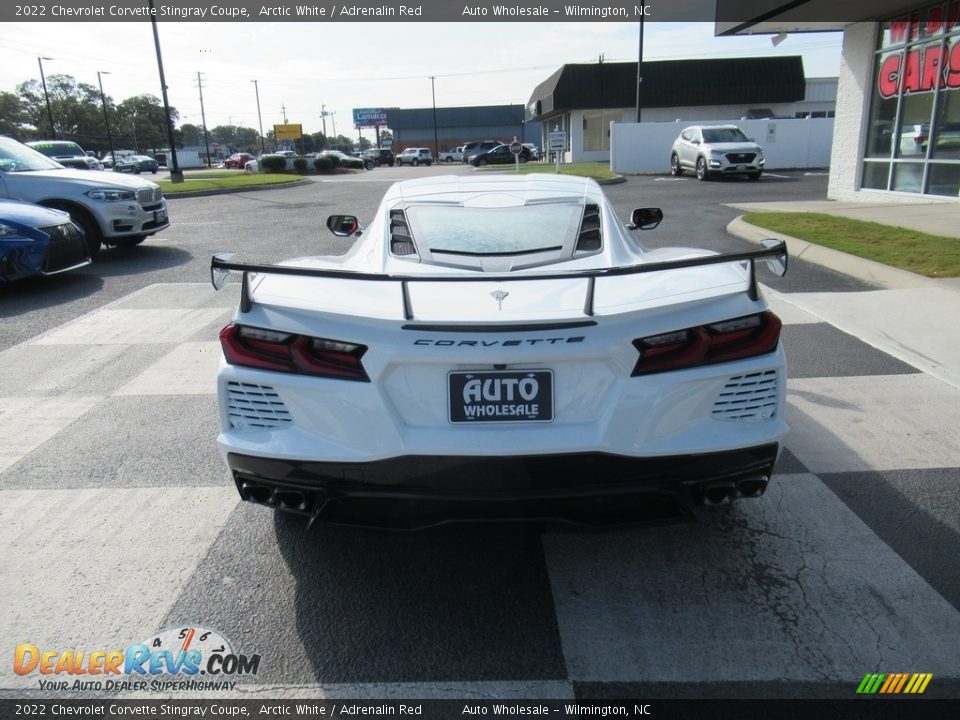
[857,673,933,694]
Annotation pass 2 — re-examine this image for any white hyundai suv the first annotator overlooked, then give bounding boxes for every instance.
[0,135,169,258]
[671,125,765,181]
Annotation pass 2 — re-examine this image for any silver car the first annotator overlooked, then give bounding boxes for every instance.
[671,125,765,181]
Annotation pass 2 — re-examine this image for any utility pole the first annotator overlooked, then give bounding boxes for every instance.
[38,57,56,138]
[281,104,288,124]
[251,79,265,154]
[196,71,211,167]
[430,76,439,159]
[636,19,644,123]
[320,105,328,148]
[96,71,115,170]
[148,0,182,182]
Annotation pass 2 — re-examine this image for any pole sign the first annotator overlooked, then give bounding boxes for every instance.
[353,108,388,128]
[274,123,302,141]
[548,131,566,151]
[510,137,522,172]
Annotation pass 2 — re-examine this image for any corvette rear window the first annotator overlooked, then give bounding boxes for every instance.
[405,203,584,256]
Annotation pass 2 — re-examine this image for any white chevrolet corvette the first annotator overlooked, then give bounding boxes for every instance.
[210,174,789,529]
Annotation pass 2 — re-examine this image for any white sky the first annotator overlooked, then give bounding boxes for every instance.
[0,22,842,140]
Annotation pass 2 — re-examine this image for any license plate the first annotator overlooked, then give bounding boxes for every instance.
[154,209,167,223]
[449,370,553,423]
[736,164,746,170]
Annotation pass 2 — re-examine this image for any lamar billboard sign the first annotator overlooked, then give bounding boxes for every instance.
[353,108,388,128]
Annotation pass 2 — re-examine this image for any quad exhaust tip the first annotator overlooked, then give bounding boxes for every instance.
[241,481,310,513]
[697,474,769,505]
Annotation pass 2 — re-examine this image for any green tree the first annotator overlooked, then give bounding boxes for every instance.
[0,92,29,140]
[17,74,104,150]
[177,123,203,147]
[117,95,178,153]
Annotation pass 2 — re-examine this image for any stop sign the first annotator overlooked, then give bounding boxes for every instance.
[509,141,523,155]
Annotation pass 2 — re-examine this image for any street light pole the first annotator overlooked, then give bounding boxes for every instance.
[38,56,56,138]
[430,76,439,159]
[96,71,115,171]
[320,105,328,148]
[251,79,265,154]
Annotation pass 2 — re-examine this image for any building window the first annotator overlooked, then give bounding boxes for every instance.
[582,110,619,152]
[863,4,960,196]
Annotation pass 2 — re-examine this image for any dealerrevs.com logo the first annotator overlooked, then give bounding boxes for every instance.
[13,626,260,692]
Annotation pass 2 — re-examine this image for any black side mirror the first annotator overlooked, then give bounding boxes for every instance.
[629,207,663,231]
[326,214,361,237]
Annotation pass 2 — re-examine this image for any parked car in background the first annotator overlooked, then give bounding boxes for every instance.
[319,150,373,170]
[208,174,790,528]
[114,154,159,174]
[0,135,169,258]
[461,141,501,164]
[522,143,540,160]
[27,141,103,171]
[397,148,433,166]
[469,143,532,166]
[671,125,765,180]
[224,152,255,169]
[0,198,90,282]
[439,146,464,163]
[363,148,395,167]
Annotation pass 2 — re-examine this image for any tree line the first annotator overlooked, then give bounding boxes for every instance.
[3,73,381,158]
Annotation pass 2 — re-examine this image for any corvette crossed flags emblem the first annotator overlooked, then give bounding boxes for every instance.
[490,290,509,310]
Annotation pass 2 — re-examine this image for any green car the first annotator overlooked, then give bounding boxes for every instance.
[114,155,159,174]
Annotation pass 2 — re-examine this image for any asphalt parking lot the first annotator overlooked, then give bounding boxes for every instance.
[2,167,959,702]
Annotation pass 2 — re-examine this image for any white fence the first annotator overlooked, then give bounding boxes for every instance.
[610,118,834,174]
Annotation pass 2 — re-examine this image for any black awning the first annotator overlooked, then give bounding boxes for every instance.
[527,56,806,119]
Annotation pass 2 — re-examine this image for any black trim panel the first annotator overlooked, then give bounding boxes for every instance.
[226,444,780,529]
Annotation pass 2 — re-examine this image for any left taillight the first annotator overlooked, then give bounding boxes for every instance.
[632,311,781,376]
[219,324,369,382]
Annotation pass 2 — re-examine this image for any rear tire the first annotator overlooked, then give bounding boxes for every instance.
[671,153,683,176]
[696,157,708,181]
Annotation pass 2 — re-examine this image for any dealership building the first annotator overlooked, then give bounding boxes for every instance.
[525,56,837,164]
[719,0,960,201]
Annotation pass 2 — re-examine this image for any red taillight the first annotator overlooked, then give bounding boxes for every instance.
[631,311,781,376]
[219,324,369,381]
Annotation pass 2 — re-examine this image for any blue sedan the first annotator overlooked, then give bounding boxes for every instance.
[0,199,91,283]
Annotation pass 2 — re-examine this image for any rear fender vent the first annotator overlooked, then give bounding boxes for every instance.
[226,381,293,431]
[390,209,416,256]
[576,203,601,253]
[711,370,778,422]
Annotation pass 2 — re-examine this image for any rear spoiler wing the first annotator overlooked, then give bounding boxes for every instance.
[210,239,787,319]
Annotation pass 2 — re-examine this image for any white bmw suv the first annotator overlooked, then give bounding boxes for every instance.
[671,125,765,181]
[0,135,169,258]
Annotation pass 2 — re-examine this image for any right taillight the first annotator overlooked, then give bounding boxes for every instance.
[632,311,781,376]
[220,323,369,381]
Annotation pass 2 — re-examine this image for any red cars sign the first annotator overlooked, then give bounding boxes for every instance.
[879,2,960,98]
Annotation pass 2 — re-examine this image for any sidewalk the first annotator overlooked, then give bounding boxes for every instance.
[725,200,960,390]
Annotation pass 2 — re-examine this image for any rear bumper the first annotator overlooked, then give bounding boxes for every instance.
[227,443,780,529]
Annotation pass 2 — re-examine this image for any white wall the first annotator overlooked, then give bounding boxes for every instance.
[610,118,835,173]
[828,22,875,201]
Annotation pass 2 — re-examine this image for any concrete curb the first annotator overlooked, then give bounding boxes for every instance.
[727,215,947,290]
[163,178,311,199]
